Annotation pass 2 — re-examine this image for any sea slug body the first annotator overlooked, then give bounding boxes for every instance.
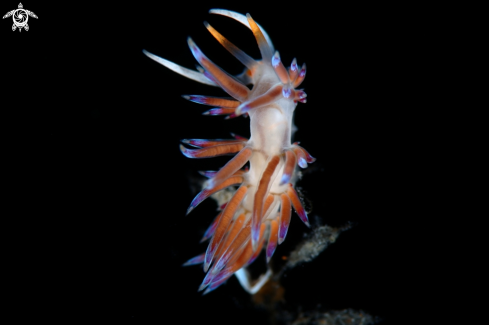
[144,9,315,294]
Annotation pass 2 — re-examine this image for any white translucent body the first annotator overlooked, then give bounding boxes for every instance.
[144,9,310,295]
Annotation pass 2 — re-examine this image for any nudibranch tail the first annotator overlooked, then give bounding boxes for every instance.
[144,9,314,294]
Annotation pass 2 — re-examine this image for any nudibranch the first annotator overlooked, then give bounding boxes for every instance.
[144,9,314,294]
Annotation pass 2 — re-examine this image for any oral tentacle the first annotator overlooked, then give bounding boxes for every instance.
[143,49,218,86]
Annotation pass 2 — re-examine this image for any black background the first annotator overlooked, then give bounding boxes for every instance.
[2,1,440,324]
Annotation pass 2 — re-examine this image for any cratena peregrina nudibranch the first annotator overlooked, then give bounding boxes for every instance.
[144,9,314,295]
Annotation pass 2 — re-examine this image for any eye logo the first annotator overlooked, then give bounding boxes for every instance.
[3,3,37,32]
